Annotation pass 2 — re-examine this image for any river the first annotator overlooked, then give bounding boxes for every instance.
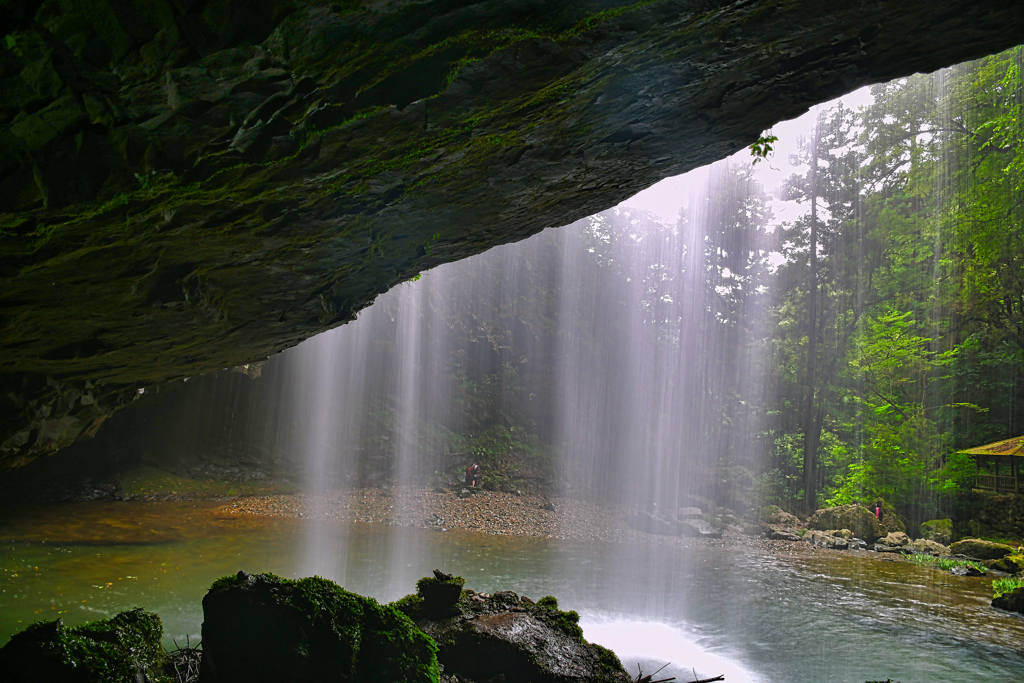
[1,500,1022,683]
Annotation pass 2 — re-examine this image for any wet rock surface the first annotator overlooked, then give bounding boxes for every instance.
[199,571,438,683]
[992,586,1024,614]
[4,1,1024,468]
[397,580,630,683]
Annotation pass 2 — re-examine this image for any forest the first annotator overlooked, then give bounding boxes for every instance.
[370,45,1024,525]
[54,46,1024,533]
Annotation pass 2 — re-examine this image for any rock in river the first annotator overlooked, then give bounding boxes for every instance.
[199,571,438,683]
[396,580,631,683]
[678,518,723,539]
[949,538,1014,560]
[993,587,1024,614]
[809,504,887,543]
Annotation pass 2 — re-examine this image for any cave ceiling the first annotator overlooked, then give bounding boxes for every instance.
[2,0,1023,469]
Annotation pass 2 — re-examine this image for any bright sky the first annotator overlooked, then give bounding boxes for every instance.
[618,86,876,225]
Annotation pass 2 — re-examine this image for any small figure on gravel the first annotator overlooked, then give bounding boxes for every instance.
[465,463,481,488]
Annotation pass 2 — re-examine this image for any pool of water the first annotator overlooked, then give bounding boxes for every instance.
[1,501,1022,683]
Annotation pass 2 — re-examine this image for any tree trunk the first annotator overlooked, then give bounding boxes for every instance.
[802,117,820,514]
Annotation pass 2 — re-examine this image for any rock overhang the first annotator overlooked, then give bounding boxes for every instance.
[2,0,1023,468]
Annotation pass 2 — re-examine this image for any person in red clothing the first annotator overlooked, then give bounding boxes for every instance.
[465,463,481,488]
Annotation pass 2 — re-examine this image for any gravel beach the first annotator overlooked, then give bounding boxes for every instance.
[223,487,661,544]
[219,486,928,565]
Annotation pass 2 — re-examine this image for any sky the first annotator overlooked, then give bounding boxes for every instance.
[617,85,876,225]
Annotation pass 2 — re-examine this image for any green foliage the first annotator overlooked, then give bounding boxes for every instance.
[536,595,559,610]
[903,553,986,573]
[992,576,1024,598]
[761,46,1024,526]
[749,130,779,164]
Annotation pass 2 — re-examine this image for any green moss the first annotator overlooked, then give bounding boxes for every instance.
[592,643,628,682]
[536,595,559,610]
[391,593,427,619]
[207,572,438,682]
[547,608,583,640]
[3,608,164,683]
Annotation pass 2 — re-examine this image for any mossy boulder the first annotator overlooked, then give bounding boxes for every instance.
[0,608,164,683]
[809,505,887,543]
[199,571,438,683]
[989,554,1024,574]
[919,519,953,545]
[398,578,630,683]
[871,498,906,534]
[992,586,1024,614]
[949,538,1014,561]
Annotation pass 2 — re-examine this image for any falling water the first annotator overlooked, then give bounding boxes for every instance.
[6,49,1024,683]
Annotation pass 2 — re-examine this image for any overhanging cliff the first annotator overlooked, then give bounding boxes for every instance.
[2,0,1023,468]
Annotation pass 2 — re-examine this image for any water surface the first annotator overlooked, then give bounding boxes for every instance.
[1,501,1022,683]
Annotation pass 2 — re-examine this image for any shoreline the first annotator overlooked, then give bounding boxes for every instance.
[216,486,928,566]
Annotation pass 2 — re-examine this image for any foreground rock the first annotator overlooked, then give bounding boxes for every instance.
[5,1,1024,468]
[949,538,1014,561]
[395,573,630,683]
[992,587,1024,614]
[199,571,439,683]
[0,608,164,683]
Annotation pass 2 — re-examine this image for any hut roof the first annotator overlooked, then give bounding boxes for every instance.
[961,436,1024,457]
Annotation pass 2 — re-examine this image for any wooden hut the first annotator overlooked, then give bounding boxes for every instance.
[962,436,1024,493]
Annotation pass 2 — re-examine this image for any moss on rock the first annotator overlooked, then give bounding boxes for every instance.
[201,571,439,683]
[0,607,164,683]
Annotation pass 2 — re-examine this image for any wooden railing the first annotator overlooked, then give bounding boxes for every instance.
[975,474,1019,492]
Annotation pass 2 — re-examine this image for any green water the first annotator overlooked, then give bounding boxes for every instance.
[1,501,1023,683]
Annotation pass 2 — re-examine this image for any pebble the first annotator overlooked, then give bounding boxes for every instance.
[220,487,676,544]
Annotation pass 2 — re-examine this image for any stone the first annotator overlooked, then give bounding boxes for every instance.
[678,518,723,539]
[948,538,1014,560]
[4,1,1024,468]
[802,530,849,550]
[770,529,801,542]
[826,529,854,540]
[873,543,906,554]
[0,608,165,683]
[919,518,953,545]
[198,571,438,683]
[870,498,906,534]
[876,532,911,548]
[767,509,801,526]
[992,587,1024,613]
[951,565,985,577]
[988,554,1024,574]
[399,578,630,683]
[908,538,949,556]
[809,505,887,544]
[677,506,703,520]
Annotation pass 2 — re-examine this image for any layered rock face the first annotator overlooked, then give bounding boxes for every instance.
[3,0,1024,468]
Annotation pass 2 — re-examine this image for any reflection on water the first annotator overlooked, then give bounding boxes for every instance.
[1,501,1023,683]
